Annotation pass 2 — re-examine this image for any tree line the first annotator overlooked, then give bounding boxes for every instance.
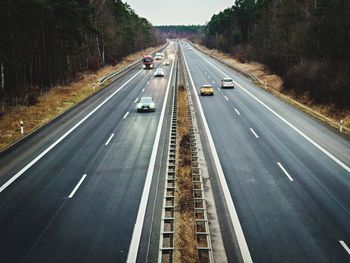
[156,25,204,42]
[203,0,350,108]
[0,0,160,110]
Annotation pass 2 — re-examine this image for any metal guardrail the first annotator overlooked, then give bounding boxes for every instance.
[158,54,179,263]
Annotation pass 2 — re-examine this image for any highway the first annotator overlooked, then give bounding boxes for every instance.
[0,40,349,263]
[0,45,176,263]
[180,42,350,262]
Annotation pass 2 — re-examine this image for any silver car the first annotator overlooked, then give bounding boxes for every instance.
[221,77,234,88]
[154,67,165,77]
[136,97,156,112]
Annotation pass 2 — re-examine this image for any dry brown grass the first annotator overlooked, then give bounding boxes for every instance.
[194,43,350,136]
[0,46,161,151]
[174,84,197,263]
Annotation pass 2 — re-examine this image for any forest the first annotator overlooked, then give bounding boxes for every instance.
[156,25,204,41]
[0,0,159,111]
[203,0,350,108]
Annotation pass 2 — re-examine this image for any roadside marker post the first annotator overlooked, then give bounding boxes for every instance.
[20,121,24,135]
[340,120,344,133]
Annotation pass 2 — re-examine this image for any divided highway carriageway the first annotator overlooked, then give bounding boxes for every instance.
[0,40,349,263]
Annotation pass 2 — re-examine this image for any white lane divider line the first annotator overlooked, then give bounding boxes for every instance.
[147,81,149,85]
[127,46,177,263]
[208,75,211,79]
[0,69,143,193]
[134,98,139,103]
[123,111,129,119]
[218,87,222,91]
[68,174,87,198]
[141,88,145,93]
[182,47,253,263]
[277,162,294,182]
[224,96,229,101]
[193,48,350,173]
[212,81,215,84]
[250,128,259,139]
[235,108,241,115]
[105,133,115,146]
[340,240,350,255]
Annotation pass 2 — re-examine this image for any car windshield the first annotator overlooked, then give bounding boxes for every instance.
[143,58,152,62]
[202,85,212,88]
[140,97,153,103]
[224,78,233,82]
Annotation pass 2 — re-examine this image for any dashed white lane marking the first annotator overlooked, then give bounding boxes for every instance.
[208,75,211,79]
[235,108,241,115]
[250,128,259,139]
[193,48,350,174]
[105,133,115,146]
[212,81,215,84]
[277,162,294,181]
[68,174,87,198]
[339,240,350,255]
[123,112,129,119]
[134,98,138,103]
[147,81,149,85]
[224,96,229,101]
[141,88,145,92]
[0,69,143,193]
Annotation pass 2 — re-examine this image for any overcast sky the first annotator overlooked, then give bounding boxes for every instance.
[125,0,233,25]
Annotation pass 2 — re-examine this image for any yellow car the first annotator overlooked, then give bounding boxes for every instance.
[200,84,214,96]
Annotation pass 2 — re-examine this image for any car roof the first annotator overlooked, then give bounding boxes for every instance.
[202,84,213,88]
[140,96,153,101]
[223,77,233,80]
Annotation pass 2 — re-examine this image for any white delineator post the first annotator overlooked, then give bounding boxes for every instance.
[340,120,344,133]
[20,120,24,135]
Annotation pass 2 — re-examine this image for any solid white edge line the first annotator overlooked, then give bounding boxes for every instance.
[277,162,294,182]
[68,174,87,198]
[0,69,143,193]
[182,47,253,263]
[192,47,350,173]
[105,133,115,146]
[126,47,177,263]
[339,240,350,255]
[250,128,259,139]
[224,95,229,101]
[123,111,130,119]
[235,108,241,115]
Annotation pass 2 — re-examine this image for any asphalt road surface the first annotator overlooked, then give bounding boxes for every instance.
[181,42,350,263]
[0,48,175,263]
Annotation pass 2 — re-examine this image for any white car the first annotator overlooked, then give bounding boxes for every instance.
[137,97,156,112]
[154,52,162,60]
[154,68,165,77]
[221,77,234,88]
[163,60,170,66]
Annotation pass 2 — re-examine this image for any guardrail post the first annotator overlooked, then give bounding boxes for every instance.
[340,120,344,132]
